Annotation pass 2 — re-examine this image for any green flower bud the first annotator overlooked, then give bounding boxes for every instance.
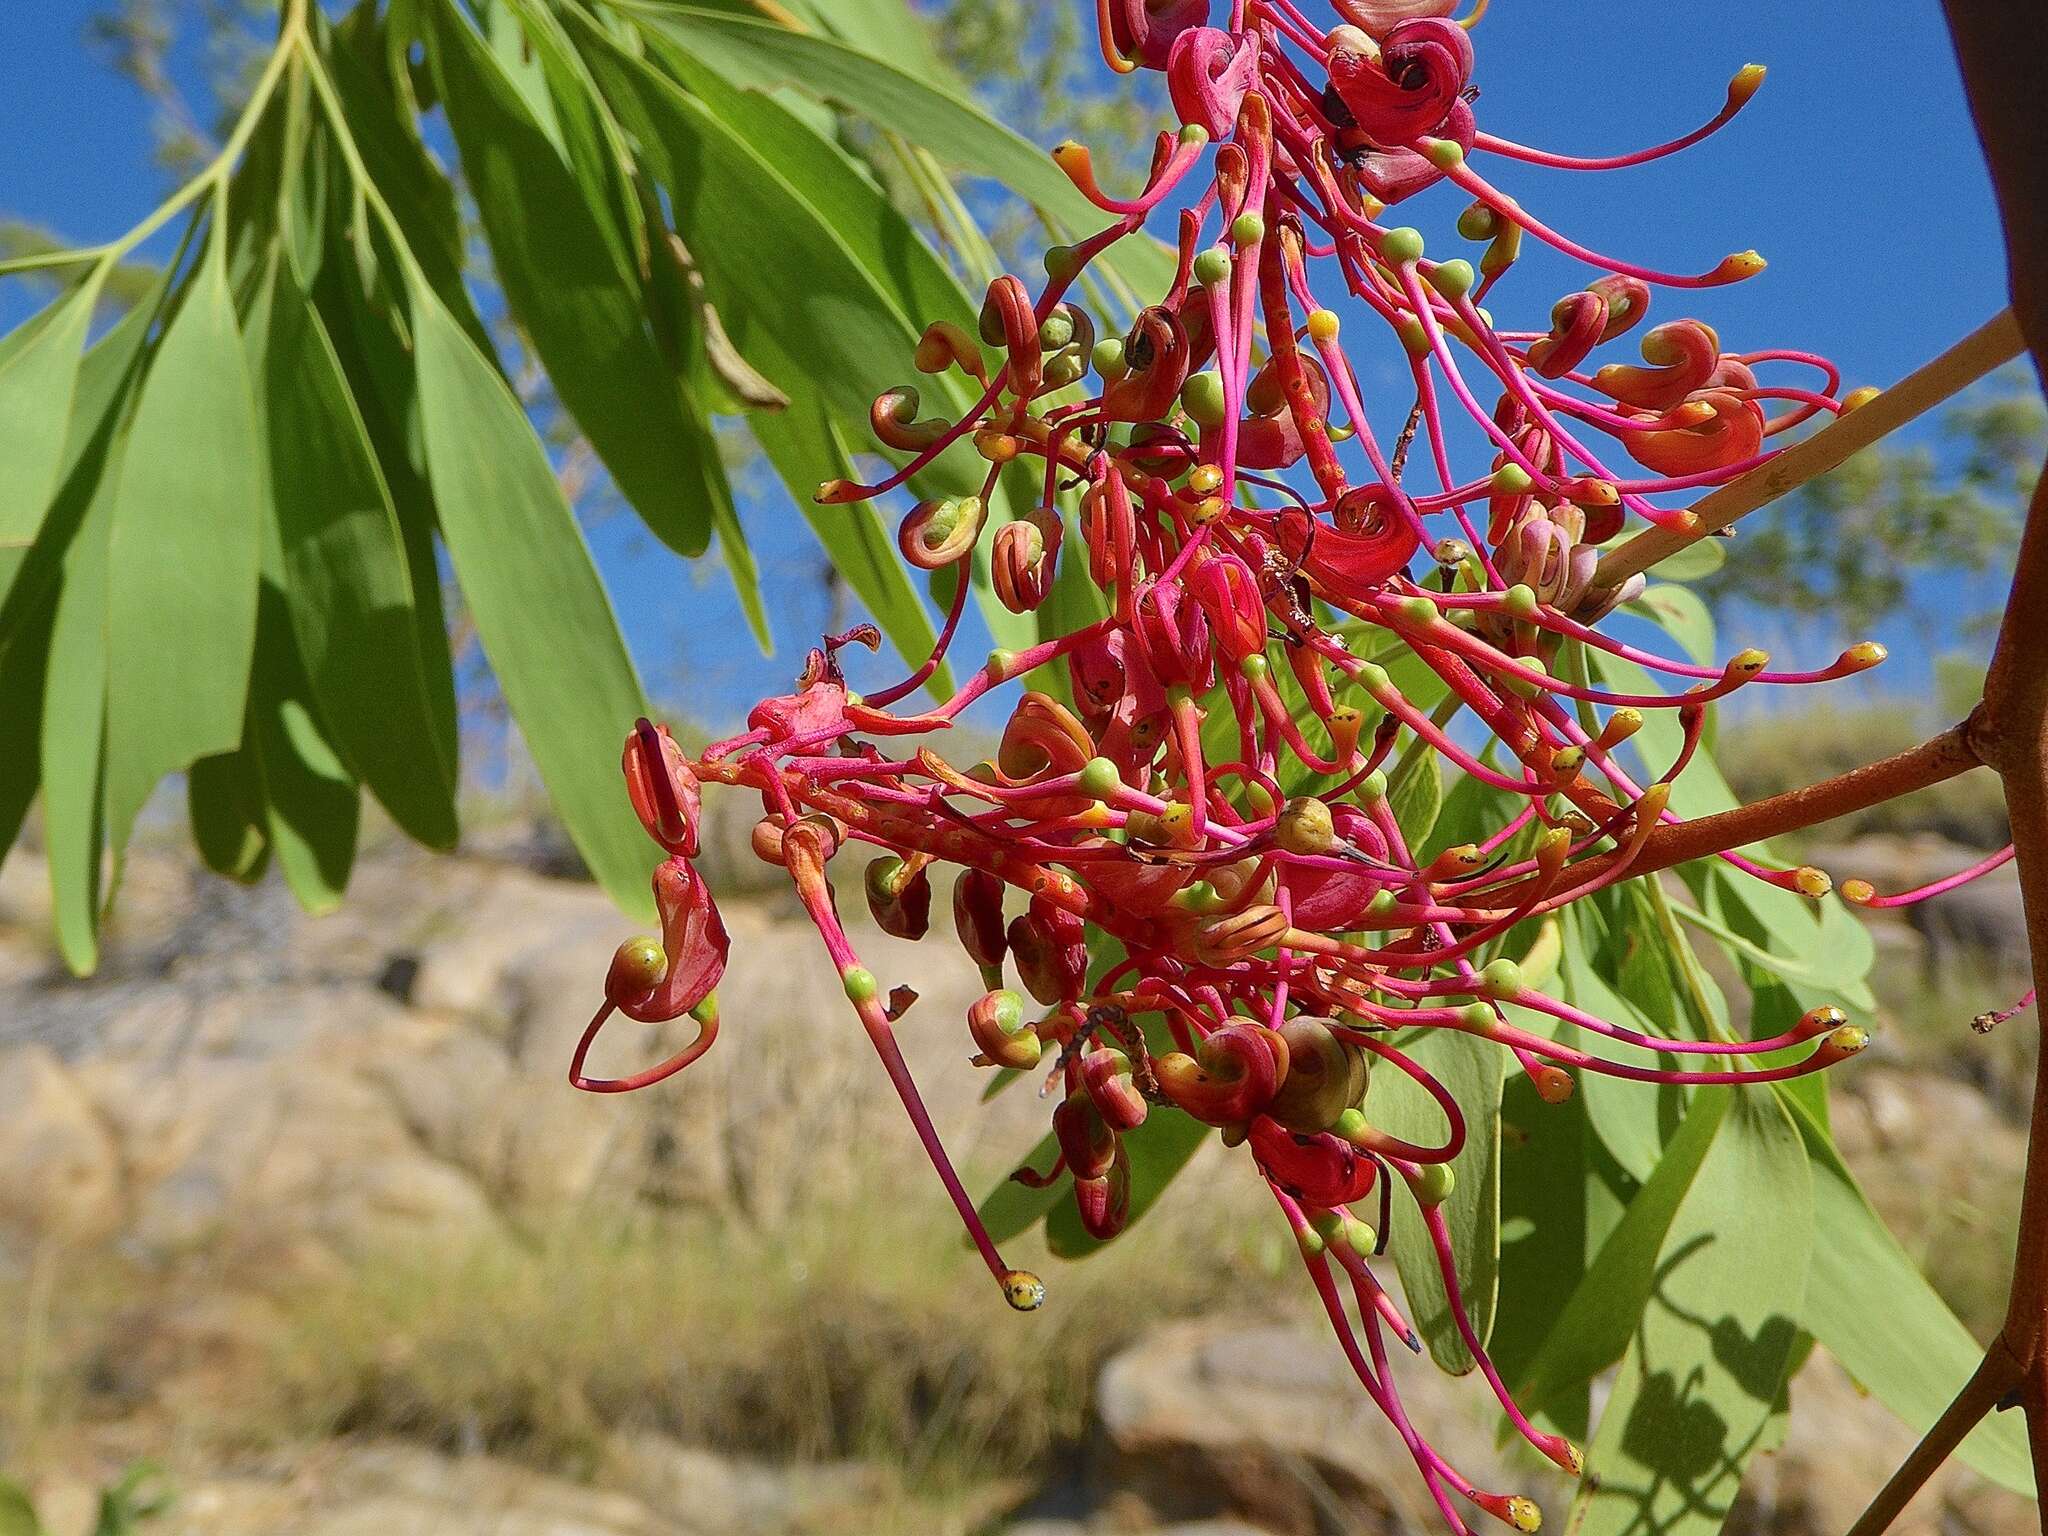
[1078,757,1123,801]
[1193,247,1233,288]
[1428,258,1476,300]
[1181,370,1229,429]
[1381,226,1425,265]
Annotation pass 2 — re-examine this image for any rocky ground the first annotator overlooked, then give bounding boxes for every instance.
[0,826,2035,1535]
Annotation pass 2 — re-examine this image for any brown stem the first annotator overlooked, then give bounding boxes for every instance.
[1843,1343,2025,1536]
[1479,723,1984,908]
[1839,10,2048,1533]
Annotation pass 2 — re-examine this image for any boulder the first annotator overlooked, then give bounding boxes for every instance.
[1094,1317,1552,1535]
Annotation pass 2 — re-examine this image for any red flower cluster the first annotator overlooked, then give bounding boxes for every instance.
[571,4,2011,1527]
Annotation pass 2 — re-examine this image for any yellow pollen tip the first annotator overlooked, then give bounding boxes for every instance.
[1002,1269,1047,1311]
[1842,385,1882,412]
[1509,1495,1544,1533]
[1828,1025,1870,1058]
[1841,878,1876,906]
[1729,63,1767,104]
[1792,866,1832,899]
[1844,640,1888,669]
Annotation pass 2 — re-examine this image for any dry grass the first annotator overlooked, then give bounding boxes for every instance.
[221,1179,1296,1486]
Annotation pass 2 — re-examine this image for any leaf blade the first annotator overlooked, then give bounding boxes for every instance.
[104,235,264,858]
[408,276,655,918]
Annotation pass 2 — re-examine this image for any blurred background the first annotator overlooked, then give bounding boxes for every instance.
[0,2,2043,1533]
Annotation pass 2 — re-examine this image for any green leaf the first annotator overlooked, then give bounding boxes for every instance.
[0,247,171,648]
[0,270,103,572]
[426,0,716,558]
[310,245,461,782]
[105,232,264,858]
[323,10,476,339]
[1489,1077,1594,1392]
[409,276,656,919]
[1644,534,1726,583]
[1514,1087,1730,1414]
[1368,1028,1503,1373]
[1570,1085,1812,1536]
[188,749,271,884]
[40,440,119,976]
[622,5,1176,299]
[0,601,54,871]
[1388,748,1443,852]
[1557,905,1687,1182]
[1782,1088,2035,1494]
[246,581,362,913]
[258,256,457,848]
[1624,583,1715,667]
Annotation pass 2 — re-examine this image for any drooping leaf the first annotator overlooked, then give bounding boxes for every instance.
[1388,748,1444,852]
[408,276,656,919]
[1570,1085,1811,1536]
[310,243,461,780]
[187,748,271,885]
[977,1126,1069,1246]
[426,0,717,559]
[1369,1026,1504,1373]
[0,602,54,870]
[1514,1086,1730,1414]
[1558,904,1688,1181]
[258,255,457,848]
[323,8,479,341]
[1489,1076,1594,1392]
[245,580,362,913]
[39,442,118,976]
[0,270,103,582]
[622,5,1176,299]
[104,232,264,859]
[0,245,173,649]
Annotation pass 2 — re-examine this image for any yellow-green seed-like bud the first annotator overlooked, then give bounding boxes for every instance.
[1277,797,1338,855]
[1078,757,1123,800]
[1381,226,1425,265]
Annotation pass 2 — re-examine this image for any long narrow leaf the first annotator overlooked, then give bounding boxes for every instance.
[105,232,264,858]
[622,5,1177,299]
[408,276,655,918]
[0,271,103,577]
[260,255,458,847]
[426,0,716,557]
[1570,1086,1812,1536]
[1369,1028,1503,1373]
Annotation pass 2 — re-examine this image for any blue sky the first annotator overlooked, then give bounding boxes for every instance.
[0,1,2025,725]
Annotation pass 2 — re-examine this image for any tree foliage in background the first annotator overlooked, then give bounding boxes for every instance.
[1700,367,2043,637]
